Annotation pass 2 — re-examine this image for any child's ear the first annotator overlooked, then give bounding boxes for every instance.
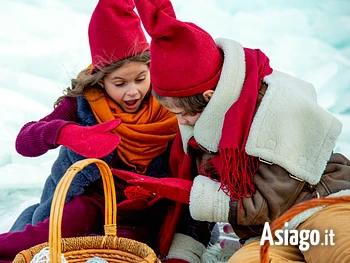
[203,90,214,102]
[98,80,104,88]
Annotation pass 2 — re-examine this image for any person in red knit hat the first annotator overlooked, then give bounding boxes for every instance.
[0,1,213,262]
[112,0,350,262]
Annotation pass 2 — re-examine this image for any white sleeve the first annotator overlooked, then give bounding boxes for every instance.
[189,175,230,222]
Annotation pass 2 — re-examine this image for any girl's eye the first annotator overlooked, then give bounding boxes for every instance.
[115,82,125,87]
[136,77,145,82]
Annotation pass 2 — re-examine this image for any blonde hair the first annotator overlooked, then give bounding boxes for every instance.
[54,51,150,107]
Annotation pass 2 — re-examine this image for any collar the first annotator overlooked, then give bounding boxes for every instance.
[179,38,246,153]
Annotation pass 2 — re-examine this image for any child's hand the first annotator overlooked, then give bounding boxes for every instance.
[118,185,164,210]
[57,119,121,158]
[112,169,193,204]
[117,198,165,210]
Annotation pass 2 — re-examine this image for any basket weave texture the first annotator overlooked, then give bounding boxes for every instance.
[13,158,161,263]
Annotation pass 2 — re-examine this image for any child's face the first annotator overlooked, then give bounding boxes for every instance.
[165,104,202,126]
[101,61,150,113]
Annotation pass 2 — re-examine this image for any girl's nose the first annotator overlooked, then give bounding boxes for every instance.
[126,84,138,96]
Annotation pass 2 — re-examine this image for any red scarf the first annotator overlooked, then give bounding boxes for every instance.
[210,48,273,200]
[158,133,193,258]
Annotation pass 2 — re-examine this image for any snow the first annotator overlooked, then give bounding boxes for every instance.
[0,0,349,243]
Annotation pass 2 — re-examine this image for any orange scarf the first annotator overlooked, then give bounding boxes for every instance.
[84,87,178,174]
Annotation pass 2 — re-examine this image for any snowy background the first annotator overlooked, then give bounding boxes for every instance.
[0,0,349,236]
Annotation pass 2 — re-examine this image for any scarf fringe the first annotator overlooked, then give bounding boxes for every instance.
[218,148,258,201]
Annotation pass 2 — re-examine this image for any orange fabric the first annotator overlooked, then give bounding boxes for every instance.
[84,87,178,173]
[229,201,350,263]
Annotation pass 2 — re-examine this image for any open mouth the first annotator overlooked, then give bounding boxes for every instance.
[124,99,139,108]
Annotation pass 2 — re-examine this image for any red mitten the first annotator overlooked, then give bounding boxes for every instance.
[112,169,192,204]
[57,119,121,158]
[117,199,149,210]
[118,186,164,210]
[117,196,164,210]
[163,259,189,263]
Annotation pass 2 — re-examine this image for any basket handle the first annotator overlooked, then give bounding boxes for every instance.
[49,158,117,263]
[260,196,350,263]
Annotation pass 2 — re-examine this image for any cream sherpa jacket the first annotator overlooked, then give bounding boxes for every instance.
[181,38,349,230]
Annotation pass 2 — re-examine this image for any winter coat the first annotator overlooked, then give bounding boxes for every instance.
[170,38,350,242]
[227,84,350,240]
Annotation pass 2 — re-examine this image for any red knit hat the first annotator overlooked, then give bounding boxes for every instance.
[134,0,223,97]
[89,0,149,73]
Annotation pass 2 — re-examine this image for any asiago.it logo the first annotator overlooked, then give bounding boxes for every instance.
[260,222,335,251]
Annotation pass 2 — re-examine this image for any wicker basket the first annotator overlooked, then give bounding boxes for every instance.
[13,158,161,263]
[260,195,350,263]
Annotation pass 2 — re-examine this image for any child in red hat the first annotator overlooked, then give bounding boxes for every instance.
[112,0,350,262]
[0,1,213,262]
